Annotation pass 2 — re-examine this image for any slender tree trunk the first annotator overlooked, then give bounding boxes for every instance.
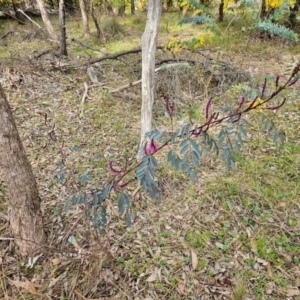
[140,0,162,148]
[118,1,125,16]
[91,6,102,42]
[65,0,74,13]
[218,0,224,21]
[166,0,173,10]
[0,86,46,256]
[105,0,113,16]
[59,0,68,55]
[36,0,58,41]
[131,0,135,14]
[12,0,26,25]
[260,0,267,18]
[79,0,90,38]
[289,0,299,28]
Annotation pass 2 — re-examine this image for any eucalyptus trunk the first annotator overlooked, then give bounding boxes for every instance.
[79,0,90,38]
[0,86,46,256]
[36,0,58,41]
[140,0,162,149]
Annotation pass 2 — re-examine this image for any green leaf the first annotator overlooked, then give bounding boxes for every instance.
[189,170,198,181]
[218,134,225,146]
[118,193,131,216]
[125,213,132,228]
[180,142,190,155]
[167,150,174,162]
[237,133,243,146]
[180,138,189,148]
[171,129,180,144]
[190,139,201,156]
[239,125,247,137]
[235,140,241,152]
[181,163,190,173]
[192,152,199,168]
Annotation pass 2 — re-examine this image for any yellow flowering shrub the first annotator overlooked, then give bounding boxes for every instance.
[192,9,202,16]
[164,35,205,53]
[223,0,235,12]
[137,0,147,11]
[266,0,296,10]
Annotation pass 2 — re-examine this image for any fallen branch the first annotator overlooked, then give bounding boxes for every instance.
[30,48,53,60]
[0,31,13,39]
[17,9,43,30]
[61,46,164,71]
[111,62,190,93]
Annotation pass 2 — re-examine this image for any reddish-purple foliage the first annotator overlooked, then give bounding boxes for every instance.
[109,162,122,174]
[245,96,258,111]
[266,98,286,110]
[205,98,212,120]
[193,127,202,137]
[237,97,245,111]
[261,78,267,97]
[275,75,280,88]
[119,180,131,188]
[144,138,158,155]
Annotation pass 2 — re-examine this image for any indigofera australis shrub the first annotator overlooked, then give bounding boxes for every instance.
[64,63,300,232]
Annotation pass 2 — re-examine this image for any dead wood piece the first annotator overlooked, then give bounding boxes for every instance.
[80,82,89,118]
[1,31,13,39]
[17,9,42,29]
[87,64,101,84]
[111,62,190,93]
[62,46,164,71]
[30,48,52,59]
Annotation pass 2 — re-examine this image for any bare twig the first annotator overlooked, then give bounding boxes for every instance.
[0,31,13,39]
[80,82,89,118]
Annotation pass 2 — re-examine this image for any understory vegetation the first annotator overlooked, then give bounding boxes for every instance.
[0,5,300,300]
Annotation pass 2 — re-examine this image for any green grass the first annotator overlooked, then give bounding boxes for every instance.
[1,7,300,300]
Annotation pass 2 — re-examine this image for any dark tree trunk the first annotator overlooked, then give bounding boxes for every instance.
[260,0,267,18]
[289,0,300,28]
[218,0,224,21]
[65,0,75,13]
[166,0,173,10]
[11,0,26,24]
[59,0,68,56]
[91,6,102,42]
[0,86,46,256]
[105,0,113,15]
[199,0,209,6]
[131,0,134,14]
[118,3,125,16]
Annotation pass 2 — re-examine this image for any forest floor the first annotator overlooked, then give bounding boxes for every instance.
[0,9,300,300]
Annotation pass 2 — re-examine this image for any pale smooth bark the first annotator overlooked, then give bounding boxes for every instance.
[79,0,90,38]
[36,0,58,41]
[140,0,162,147]
[0,86,46,256]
